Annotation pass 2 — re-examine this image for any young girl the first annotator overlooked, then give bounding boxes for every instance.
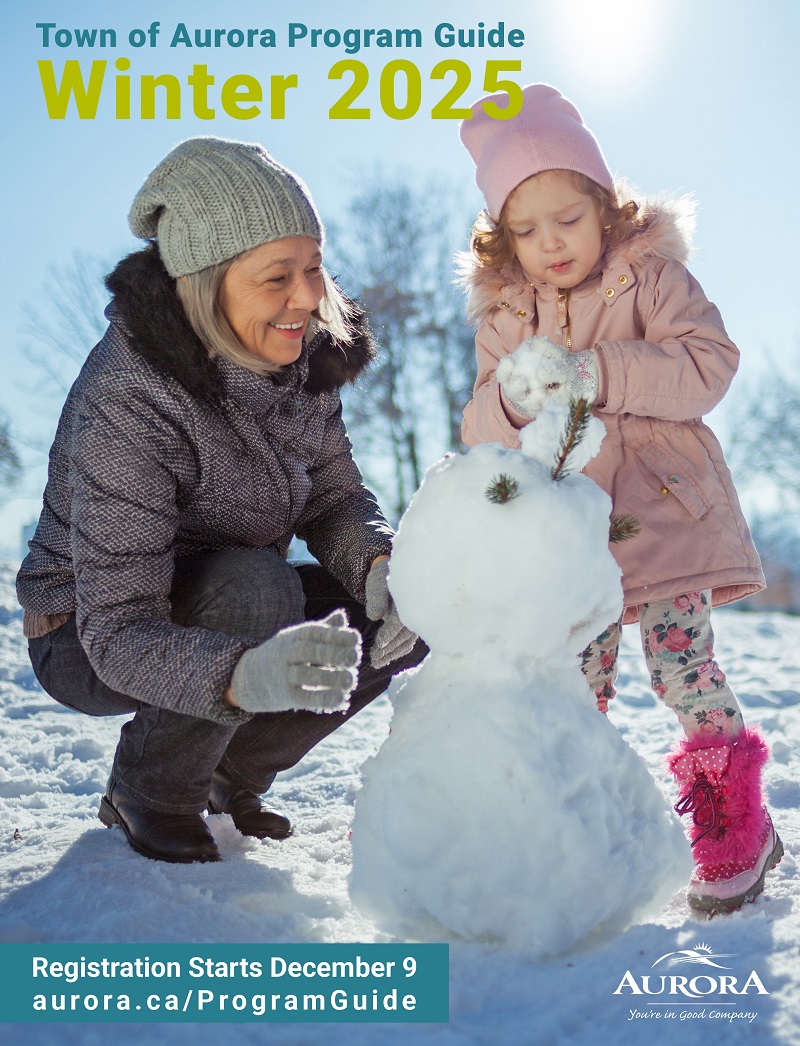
[458,83,782,916]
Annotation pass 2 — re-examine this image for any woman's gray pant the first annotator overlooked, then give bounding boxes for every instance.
[28,549,426,813]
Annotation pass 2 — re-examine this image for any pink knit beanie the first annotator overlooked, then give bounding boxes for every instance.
[459,83,613,219]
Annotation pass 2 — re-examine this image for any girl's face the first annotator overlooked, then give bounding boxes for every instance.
[504,170,604,290]
[220,236,324,366]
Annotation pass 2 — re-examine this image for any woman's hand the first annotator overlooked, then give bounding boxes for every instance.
[228,610,361,713]
[496,336,598,418]
[365,557,419,669]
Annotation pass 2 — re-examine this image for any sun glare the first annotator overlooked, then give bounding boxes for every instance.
[550,0,668,91]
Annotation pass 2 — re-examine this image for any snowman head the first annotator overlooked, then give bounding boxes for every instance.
[388,403,627,663]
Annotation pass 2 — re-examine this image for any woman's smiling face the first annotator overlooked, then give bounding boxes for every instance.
[219,236,324,366]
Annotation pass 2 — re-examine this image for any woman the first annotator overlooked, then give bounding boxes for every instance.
[16,137,423,864]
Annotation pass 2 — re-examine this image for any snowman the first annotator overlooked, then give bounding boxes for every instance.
[349,401,692,956]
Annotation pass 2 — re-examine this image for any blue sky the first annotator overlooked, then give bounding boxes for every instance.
[2,0,799,553]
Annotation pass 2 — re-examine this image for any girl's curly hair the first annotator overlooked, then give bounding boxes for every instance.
[469,171,643,271]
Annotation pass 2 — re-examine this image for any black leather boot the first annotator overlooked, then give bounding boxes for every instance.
[99,781,220,863]
[207,765,292,839]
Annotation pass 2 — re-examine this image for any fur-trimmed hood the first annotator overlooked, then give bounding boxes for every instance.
[460,195,697,326]
[104,245,376,404]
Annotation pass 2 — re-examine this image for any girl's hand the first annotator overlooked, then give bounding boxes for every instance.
[497,336,598,418]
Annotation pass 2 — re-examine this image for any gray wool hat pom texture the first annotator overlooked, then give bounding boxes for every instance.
[128,136,324,277]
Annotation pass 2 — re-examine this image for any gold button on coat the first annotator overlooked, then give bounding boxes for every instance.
[618,274,628,285]
[605,287,615,298]
[516,309,527,318]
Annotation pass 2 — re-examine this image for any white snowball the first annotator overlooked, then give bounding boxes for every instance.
[350,657,692,955]
[387,444,622,659]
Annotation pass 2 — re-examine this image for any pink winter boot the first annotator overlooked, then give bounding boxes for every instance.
[668,726,783,916]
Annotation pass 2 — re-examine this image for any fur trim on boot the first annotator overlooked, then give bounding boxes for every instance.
[668,726,783,915]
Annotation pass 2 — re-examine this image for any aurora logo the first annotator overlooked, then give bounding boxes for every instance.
[613,944,769,999]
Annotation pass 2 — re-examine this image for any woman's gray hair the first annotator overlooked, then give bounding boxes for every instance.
[176,261,354,375]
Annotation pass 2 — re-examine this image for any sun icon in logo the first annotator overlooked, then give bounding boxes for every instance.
[652,943,735,969]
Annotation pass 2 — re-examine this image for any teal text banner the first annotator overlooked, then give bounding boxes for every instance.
[0,943,449,1023]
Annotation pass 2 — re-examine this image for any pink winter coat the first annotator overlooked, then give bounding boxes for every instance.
[461,198,764,623]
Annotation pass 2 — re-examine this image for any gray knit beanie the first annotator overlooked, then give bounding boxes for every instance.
[128,136,324,277]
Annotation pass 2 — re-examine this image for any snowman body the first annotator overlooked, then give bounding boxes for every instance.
[349,409,692,955]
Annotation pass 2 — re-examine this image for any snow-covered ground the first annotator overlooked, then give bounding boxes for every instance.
[1,558,798,1045]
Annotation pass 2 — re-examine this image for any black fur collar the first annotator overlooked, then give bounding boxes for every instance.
[104,245,376,404]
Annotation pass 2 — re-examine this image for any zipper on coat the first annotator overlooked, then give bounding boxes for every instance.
[557,288,572,350]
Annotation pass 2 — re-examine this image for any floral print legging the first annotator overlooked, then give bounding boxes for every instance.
[579,590,744,738]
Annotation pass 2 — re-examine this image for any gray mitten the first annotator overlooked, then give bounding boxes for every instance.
[365,559,419,670]
[496,335,599,418]
[230,610,361,714]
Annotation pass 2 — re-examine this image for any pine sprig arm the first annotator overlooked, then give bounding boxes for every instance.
[551,399,592,482]
[609,514,641,543]
[485,473,520,504]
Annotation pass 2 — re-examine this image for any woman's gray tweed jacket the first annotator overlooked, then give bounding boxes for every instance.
[16,247,393,725]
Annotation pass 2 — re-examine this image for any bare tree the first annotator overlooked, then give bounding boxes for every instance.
[20,251,111,403]
[726,363,800,503]
[0,415,21,487]
[416,231,478,451]
[722,358,800,610]
[330,175,476,521]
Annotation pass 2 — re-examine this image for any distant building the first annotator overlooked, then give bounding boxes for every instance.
[20,519,37,561]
